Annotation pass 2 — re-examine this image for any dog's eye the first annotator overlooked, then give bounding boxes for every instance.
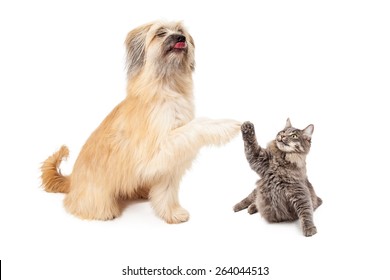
[156,31,167,38]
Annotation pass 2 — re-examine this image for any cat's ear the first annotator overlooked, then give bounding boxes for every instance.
[284,118,292,129]
[302,124,314,141]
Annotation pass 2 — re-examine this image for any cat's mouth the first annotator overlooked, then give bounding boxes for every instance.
[277,139,294,153]
[276,140,285,148]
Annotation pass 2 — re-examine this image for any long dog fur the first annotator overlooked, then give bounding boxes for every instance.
[41,21,240,223]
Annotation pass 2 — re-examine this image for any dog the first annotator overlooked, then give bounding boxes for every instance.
[40,20,241,223]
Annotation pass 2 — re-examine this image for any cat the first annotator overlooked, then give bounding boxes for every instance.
[233,119,322,237]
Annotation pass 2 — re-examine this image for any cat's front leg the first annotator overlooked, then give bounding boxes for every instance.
[303,224,317,237]
[241,122,266,175]
[241,121,257,144]
[297,204,317,237]
[241,121,260,157]
[287,189,318,237]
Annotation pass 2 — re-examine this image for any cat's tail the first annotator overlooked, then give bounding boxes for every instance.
[314,196,323,210]
[40,145,71,193]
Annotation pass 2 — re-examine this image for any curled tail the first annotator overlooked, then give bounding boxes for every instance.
[41,145,70,193]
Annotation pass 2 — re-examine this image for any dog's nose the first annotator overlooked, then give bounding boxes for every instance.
[172,34,186,42]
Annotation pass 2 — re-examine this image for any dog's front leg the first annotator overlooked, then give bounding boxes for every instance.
[170,118,241,152]
[149,174,189,224]
[148,118,241,171]
[147,118,240,223]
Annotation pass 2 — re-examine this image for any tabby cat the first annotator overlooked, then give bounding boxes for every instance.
[234,119,322,237]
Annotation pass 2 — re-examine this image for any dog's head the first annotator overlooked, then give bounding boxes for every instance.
[125,21,195,78]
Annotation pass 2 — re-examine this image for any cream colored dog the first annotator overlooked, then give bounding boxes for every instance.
[41,21,240,223]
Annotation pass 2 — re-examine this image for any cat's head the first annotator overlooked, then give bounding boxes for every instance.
[276,118,314,154]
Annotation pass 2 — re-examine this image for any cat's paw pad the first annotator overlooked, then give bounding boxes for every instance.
[241,121,255,136]
[303,226,317,237]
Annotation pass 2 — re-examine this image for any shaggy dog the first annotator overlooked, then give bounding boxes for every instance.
[41,21,240,223]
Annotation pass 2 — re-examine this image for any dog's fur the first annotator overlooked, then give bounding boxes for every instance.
[41,21,240,223]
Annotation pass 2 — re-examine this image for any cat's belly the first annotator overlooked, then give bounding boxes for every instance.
[256,186,298,223]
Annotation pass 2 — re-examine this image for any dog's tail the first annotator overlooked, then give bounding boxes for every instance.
[41,145,71,193]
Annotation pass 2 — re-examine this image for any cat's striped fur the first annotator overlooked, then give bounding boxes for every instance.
[234,120,322,237]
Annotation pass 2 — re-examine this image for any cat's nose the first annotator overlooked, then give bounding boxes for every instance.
[277,135,287,143]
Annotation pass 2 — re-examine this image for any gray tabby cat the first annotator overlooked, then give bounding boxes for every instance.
[234,119,322,237]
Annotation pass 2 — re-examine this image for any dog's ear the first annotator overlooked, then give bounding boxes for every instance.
[187,34,196,71]
[125,23,153,77]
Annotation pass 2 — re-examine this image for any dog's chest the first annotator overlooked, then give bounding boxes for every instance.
[163,94,194,128]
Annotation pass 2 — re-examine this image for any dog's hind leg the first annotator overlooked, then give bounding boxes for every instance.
[64,184,120,220]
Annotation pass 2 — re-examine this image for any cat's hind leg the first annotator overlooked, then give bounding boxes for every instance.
[233,189,256,212]
[247,203,258,214]
[314,196,323,210]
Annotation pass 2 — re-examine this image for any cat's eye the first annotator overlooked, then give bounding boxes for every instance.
[291,134,298,139]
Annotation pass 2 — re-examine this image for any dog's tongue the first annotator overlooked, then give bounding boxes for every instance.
[174,42,187,49]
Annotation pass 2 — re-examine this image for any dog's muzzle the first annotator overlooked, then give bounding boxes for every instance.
[165,34,187,52]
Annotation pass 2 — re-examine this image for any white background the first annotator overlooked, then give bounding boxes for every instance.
[1,0,389,279]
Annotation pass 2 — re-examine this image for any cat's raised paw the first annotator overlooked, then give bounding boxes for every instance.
[303,226,317,237]
[241,121,255,138]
